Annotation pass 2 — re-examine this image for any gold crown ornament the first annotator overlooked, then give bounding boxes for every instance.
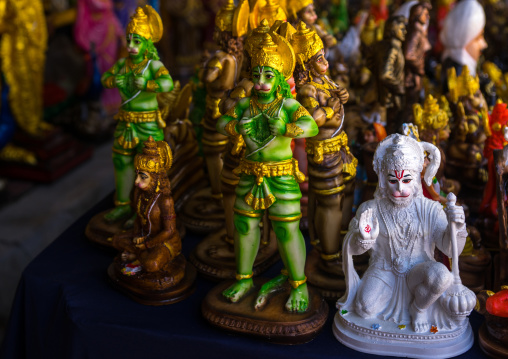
[290,21,324,70]
[249,0,287,30]
[233,0,251,37]
[249,21,295,80]
[413,94,449,132]
[215,0,236,32]
[135,136,173,174]
[447,66,480,104]
[126,5,163,43]
[287,0,313,20]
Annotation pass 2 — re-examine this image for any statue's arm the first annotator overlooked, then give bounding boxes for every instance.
[101,59,124,88]
[145,196,176,249]
[203,55,223,84]
[146,61,174,93]
[348,203,379,255]
[435,204,467,257]
[296,85,327,127]
[380,48,404,94]
[404,36,423,75]
[216,97,249,136]
[283,98,319,138]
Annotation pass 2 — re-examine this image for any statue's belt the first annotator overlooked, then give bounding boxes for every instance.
[114,109,163,125]
[305,132,349,164]
[233,158,305,186]
[113,110,164,150]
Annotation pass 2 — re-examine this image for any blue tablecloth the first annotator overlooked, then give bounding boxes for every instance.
[0,195,487,359]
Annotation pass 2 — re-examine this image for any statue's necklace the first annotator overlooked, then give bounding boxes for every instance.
[250,94,284,118]
[126,57,149,76]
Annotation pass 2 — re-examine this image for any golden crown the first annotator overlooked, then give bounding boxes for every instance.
[215,0,236,32]
[126,6,163,43]
[447,66,480,103]
[290,21,324,69]
[135,137,173,174]
[413,94,449,132]
[249,20,296,80]
[250,0,287,29]
[288,0,313,19]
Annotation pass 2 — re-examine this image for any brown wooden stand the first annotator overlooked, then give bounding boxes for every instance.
[179,187,225,233]
[479,322,508,358]
[189,228,279,281]
[202,279,329,344]
[107,254,196,306]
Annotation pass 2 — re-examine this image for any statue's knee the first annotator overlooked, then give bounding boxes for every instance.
[112,153,129,170]
[234,215,254,235]
[355,298,377,318]
[271,221,297,241]
[143,260,160,273]
[428,263,453,293]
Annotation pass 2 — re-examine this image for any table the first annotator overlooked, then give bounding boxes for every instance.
[0,196,487,359]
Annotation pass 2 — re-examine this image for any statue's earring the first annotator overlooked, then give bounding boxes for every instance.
[156,179,160,193]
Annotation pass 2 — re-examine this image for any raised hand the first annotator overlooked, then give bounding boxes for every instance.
[358,208,379,241]
[238,120,253,136]
[115,75,125,88]
[268,116,286,136]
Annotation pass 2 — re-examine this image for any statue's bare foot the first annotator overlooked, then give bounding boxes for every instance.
[123,213,137,229]
[104,205,132,223]
[207,244,235,259]
[285,283,309,313]
[254,274,288,310]
[222,279,254,303]
[120,251,136,262]
[410,301,430,332]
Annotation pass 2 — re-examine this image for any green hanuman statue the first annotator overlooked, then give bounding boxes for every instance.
[216,29,319,312]
[101,6,174,221]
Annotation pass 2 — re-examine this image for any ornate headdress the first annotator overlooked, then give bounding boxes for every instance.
[249,20,295,80]
[413,94,449,132]
[287,0,313,20]
[215,0,236,32]
[126,6,163,43]
[373,134,440,189]
[290,21,324,70]
[249,0,287,29]
[447,65,480,103]
[135,136,173,174]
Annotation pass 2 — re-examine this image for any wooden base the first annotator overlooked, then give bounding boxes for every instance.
[179,187,225,233]
[0,127,93,182]
[479,322,508,358]
[202,279,329,344]
[107,254,196,306]
[305,248,368,301]
[189,228,280,281]
[85,210,186,248]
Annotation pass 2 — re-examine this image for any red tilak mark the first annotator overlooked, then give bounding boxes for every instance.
[394,170,404,180]
[365,225,371,233]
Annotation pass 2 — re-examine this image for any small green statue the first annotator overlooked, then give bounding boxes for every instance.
[216,28,319,312]
[101,5,174,222]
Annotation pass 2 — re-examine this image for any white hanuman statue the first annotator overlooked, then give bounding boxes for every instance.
[334,134,476,358]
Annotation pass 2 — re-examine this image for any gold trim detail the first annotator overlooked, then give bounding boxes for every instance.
[112,147,135,156]
[114,199,131,206]
[207,57,223,71]
[221,175,240,186]
[225,120,239,136]
[281,268,289,276]
[312,184,346,196]
[268,213,302,222]
[305,132,349,164]
[292,106,311,122]
[155,66,169,78]
[223,236,235,245]
[201,138,229,146]
[211,193,223,200]
[321,251,341,261]
[164,242,180,258]
[146,80,159,92]
[104,76,116,89]
[114,109,161,123]
[288,276,307,289]
[302,96,320,109]
[245,193,276,210]
[285,123,304,137]
[322,106,334,119]
[225,106,238,119]
[206,96,222,119]
[233,208,263,218]
[233,158,306,185]
[236,272,254,280]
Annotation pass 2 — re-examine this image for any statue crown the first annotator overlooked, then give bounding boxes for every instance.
[135,137,173,174]
[126,5,163,43]
[414,94,449,132]
[447,65,480,103]
[290,21,324,69]
[215,0,236,32]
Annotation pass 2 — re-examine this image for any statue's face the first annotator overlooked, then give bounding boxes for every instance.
[418,8,430,25]
[465,31,487,62]
[300,4,317,25]
[252,66,279,99]
[135,170,153,191]
[393,21,407,42]
[310,49,328,76]
[127,34,147,58]
[386,169,414,206]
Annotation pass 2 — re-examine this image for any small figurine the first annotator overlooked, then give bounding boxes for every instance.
[291,22,358,300]
[202,25,327,343]
[440,0,487,90]
[108,137,196,304]
[100,6,173,222]
[334,134,476,357]
[368,15,407,134]
[476,287,508,358]
[180,0,245,233]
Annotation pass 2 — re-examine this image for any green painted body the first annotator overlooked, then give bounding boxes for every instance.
[216,67,319,312]
[101,33,174,221]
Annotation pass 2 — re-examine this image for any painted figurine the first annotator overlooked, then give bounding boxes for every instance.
[109,137,195,304]
[216,28,319,312]
[291,22,357,299]
[439,0,487,91]
[335,134,476,357]
[368,15,407,134]
[101,6,173,222]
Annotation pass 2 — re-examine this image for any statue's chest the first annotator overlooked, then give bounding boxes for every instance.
[120,59,151,98]
[240,98,287,147]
